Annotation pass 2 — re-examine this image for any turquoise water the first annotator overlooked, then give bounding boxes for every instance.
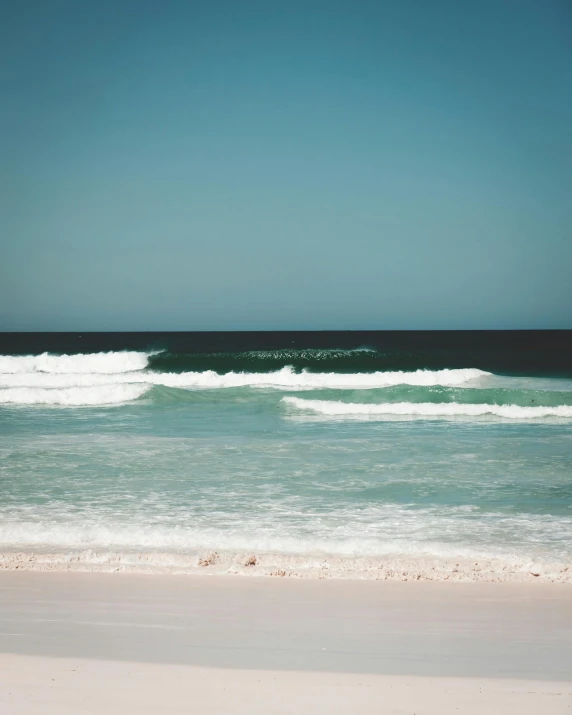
[1,334,571,577]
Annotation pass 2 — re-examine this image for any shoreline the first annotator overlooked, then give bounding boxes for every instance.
[0,548,570,582]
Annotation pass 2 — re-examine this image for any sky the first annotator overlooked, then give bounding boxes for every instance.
[1,0,571,331]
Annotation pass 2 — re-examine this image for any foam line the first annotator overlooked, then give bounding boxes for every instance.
[283,396,572,419]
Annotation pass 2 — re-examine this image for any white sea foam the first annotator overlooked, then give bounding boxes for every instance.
[0,518,559,560]
[0,351,150,374]
[151,366,490,389]
[0,365,489,390]
[283,396,572,419]
[1,549,569,582]
[0,384,150,406]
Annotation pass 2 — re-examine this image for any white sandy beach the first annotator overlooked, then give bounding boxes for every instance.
[0,572,570,713]
[3,656,571,715]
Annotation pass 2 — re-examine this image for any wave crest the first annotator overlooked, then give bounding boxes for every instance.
[150,367,489,390]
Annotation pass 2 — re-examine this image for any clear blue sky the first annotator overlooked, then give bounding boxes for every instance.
[1,0,571,330]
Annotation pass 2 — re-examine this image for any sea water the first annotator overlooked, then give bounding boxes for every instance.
[1,332,571,580]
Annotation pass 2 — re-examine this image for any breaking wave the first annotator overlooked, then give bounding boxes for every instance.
[0,352,493,405]
[1,357,488,391]
[0,384,150,406]
[0,351,150,374]
[1,351,570,414]
[283,396,572,420]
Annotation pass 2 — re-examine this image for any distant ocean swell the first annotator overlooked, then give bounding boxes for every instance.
[4,330,571,376]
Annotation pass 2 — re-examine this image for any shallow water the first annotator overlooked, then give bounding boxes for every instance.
[1,332,571,577]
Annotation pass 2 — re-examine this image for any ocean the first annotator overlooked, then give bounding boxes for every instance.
[1,331,571,581]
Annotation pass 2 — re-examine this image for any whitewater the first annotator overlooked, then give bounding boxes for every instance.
[0,351,494,404]
[283,396,572,419]
[1,338,571,581]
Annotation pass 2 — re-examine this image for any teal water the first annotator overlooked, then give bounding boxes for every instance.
[0,333,571,577]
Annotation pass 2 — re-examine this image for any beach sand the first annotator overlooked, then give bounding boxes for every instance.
[0,572,570,713]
